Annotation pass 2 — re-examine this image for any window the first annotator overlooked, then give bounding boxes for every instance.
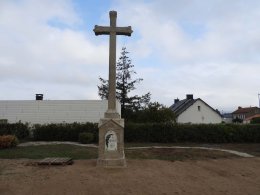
[198,106,201,111]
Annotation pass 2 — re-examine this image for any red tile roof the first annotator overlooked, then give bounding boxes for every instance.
[245,114,260,121]
[232,107,259,114]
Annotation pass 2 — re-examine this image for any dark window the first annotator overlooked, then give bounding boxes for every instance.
[198,106,201,111]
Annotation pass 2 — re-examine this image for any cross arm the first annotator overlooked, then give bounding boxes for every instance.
[93,25,111,35]
[115,26,133,36]
[93,25,133,36]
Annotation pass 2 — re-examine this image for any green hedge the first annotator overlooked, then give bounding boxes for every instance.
[0,123,29,139]
[2,122,259,143]
[78,132,94,144]
[32,122,98,142]
[124,123,260,143]
[251,117,260,124]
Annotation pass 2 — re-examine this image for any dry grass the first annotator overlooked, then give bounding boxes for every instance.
[126,148,238,161]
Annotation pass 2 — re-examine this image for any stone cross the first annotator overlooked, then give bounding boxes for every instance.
[94,11,132,167]
[94,11,133,118]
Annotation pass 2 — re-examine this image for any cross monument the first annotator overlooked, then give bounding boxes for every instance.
[94,11,133,167]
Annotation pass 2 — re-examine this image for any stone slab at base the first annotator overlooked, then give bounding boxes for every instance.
[97,157,126,168]
[38,158,73,166]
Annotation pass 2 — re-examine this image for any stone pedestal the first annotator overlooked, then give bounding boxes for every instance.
[97,116,126,167]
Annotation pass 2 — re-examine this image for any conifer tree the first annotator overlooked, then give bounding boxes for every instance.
[98,47,151,117]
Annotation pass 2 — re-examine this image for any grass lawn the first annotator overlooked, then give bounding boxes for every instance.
[125,148,238,161]
[1,143,259,161]
[215,143,260,157]
[125,143,260,157]
[0,144,97,159]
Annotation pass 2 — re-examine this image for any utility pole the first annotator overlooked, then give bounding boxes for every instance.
[258,93,260,108]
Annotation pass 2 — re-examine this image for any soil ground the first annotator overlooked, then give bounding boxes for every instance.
[1,157,260,195]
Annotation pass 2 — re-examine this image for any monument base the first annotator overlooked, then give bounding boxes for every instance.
[97,116,126,168]
[97,157,126,168]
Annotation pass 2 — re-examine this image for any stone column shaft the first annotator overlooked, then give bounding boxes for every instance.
[106,11,118,118]
[93,11,132,119]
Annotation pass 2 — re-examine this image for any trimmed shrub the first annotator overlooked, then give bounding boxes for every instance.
[79,132,94,144]
[251,117,260,124]
[0,135,19,149]
[32,122,98,142]
[0,123,29,139]
[124,123,260,143]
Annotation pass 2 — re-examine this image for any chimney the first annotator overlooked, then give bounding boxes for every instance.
[186,94,193,100]
[174,98,179,104]
[238,106,242,109]
[36,94,43,100]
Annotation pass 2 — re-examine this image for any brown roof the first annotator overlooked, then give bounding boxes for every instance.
[232,107,259,114]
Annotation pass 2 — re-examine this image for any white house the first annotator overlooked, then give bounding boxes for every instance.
[0,96,121,124]
[170,94,222,124]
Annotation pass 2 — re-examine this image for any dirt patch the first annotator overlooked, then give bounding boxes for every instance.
[1,158,260,195]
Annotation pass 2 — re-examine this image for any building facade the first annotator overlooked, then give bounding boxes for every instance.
[170,94,222,124]
[232,106,260,123]
[0,99,121,124]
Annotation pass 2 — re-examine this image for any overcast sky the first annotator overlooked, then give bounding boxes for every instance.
[0,0,260,112]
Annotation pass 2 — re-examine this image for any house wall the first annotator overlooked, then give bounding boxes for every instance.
[232,113,246,120]
[177,100,222,124]
[0,100,121,124]
[232,108,260,120]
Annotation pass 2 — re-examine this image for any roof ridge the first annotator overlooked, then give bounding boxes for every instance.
[170,97,221,117]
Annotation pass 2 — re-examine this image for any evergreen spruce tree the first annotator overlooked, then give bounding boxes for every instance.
[98,47,151,118]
